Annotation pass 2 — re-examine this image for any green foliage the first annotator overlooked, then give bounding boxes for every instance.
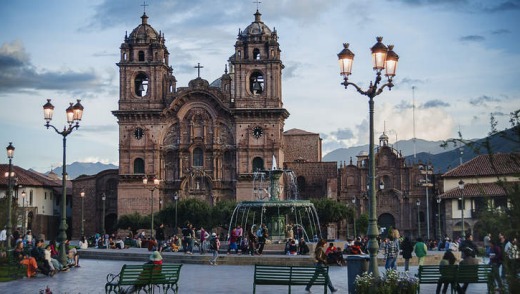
[175,198,212,228]
[210,200,236,229]
[356,213,369,237]
[311,198,350,224]
[116,212,150,230]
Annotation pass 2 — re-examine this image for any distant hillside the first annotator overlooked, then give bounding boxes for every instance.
[323,138,460,164]
[49,162,118,179]
[323,126,519,174]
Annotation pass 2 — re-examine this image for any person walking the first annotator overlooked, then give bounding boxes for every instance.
[384,230,400,270]
[401,236,414,271]
[156,223,165,252]
[209,232,220,265]
[199,227,209,254]
[305,239,338,293]
[414,237,428,266]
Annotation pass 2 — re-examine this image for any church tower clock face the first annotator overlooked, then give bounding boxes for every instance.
[252,126,264,139]
[134,127,144,140]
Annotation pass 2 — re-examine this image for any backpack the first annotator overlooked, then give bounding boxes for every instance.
[210,237,217,250]
[256,229,263,237]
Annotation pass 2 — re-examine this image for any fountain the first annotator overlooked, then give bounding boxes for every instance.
[228,157,322,243]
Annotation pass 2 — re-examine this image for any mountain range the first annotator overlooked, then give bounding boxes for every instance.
[49,127,518,179]
[323,126,519,174]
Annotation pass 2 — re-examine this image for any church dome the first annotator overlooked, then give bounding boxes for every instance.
[128,13,160,44]
[379,132,389,142]
[240,10,272,37]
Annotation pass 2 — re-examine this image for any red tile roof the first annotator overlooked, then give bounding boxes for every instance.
[442,153,520,178]
[0,164,64,188]
[439,182,513,199]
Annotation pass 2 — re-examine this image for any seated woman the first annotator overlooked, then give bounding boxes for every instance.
[325,243,339,265]
[65,240,80,267]
[436,250,458,294]
[13,241,38,278]
[287,239,298,255]
[298,238,310,255]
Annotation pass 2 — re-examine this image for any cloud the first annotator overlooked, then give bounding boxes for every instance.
[0,40,102,94]
[459,35,485,42]
[483,1,520,13]
[332,128,355,140]
[422,99,450,109]
[395,100,413,110]
[400,78,426,86]
[491,29,511,35]
[469,95,501,106]
[283,62,301,79]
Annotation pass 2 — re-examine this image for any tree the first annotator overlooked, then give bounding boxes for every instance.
[210,200,236,229]
[311,198,350,238]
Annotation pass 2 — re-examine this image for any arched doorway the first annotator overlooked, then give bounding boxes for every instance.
[378,213,395,237]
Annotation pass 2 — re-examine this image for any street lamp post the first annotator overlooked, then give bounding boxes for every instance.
[352,197,357,239]
[420,164,433,240]
[80,191,85,237]
[437,196,442,241]
[174,193,179,235]
[143,177,160,238]
[5,142,15,249]
[458,180,465,236]
[101,193,106,235]
[21,190,26,236]
[43,99,84,267]
[416,199,421,238]
[338,37,399,278]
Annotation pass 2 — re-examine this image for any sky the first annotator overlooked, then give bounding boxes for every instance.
[1,0,519,172]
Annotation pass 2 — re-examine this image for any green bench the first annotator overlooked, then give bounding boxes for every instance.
[253,264,330,294]
[416,264,494,293]
[105,263,182,294]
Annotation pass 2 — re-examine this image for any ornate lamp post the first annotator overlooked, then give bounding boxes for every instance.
[43,99,84,266]
[416,199,421,238]
[101,193,106,235]
[437,196,442,241]
[143,177,160,238]
[174,193,179,235]
[458,179,465,236]
[5,142,15,249]
[352,197,357,239]
[420,164,433,240]
[21,190,26,236]
[338,37,399,278]
[80,191,85,237]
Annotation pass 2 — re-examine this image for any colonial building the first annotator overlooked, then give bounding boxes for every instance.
[439,153,520,241]
[337,133,438,240]
[0,165,70,240]
[112,10,289,217]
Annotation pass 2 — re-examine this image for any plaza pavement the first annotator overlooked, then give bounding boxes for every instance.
[0,250,489,294]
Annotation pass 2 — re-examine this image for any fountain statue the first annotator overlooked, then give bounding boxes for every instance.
[228,156,322,243]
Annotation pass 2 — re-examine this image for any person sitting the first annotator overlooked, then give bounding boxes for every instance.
[350,240,365,255]
[115,237,125,249]
[298,238,310,255]
[79,236,89,249]
[148,238,158,251]
[13,240,39,278]
[436,250,458,294]
[326,243,340,265]
[65,240,80,267]
[287,239,298,255]
[459,247,479,293]
[334,247,346,266]
[31,239,52,276]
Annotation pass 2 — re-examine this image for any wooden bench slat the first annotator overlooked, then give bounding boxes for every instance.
[253,264,329,294]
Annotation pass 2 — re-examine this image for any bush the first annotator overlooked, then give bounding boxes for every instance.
[355,270,418,294]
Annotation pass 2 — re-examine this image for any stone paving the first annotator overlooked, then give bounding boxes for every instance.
[0,251,490,294]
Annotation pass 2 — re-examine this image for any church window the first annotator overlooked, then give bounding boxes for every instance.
[133,158,145,174]
[253,48,261,60]
[154,52,158,61]
[138,50,145,61]
[123,53,127,61]
[193,148,203,167]
[297,176,306,192]
[250,71,264,95]
[135,73,149,97]
[238,50,241,59]
[252,157,264,172]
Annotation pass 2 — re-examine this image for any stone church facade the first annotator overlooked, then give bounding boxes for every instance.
[112,10,290,216]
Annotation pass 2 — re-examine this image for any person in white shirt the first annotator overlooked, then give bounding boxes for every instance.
[0,227,7,248]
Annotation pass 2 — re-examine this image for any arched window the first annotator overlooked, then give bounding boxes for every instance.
[138,50,145,61]
[249,71,264,95]
[134,158,145,174]
[297,176,306,192]
[134,73,149,97]
[252,157,264,172]
[253,48,261,60]
[193,148,203,167]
